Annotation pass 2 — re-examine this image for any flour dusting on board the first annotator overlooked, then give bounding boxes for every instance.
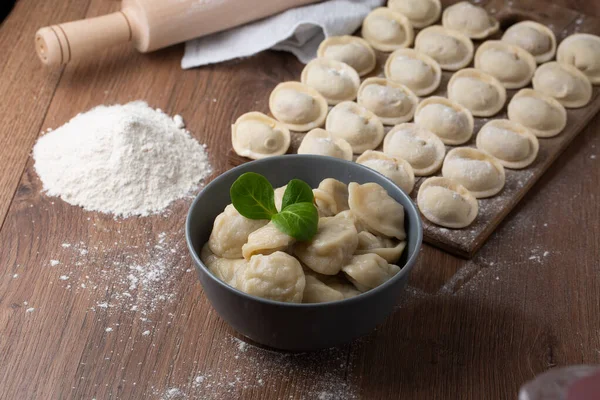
[33,101,212,217]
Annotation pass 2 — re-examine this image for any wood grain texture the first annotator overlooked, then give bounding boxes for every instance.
[0,0,599,399]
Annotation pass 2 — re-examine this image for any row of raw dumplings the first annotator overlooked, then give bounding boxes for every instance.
[201,179,407,303]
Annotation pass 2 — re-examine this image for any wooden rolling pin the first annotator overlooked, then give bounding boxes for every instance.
[35,0,321,66]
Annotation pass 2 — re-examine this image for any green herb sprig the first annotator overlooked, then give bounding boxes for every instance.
[230,173,318,241]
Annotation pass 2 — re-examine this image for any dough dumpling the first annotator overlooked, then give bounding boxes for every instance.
[325,101,385,153]
[474,41,537,89]
[231,112,291,160]
[300,58,360,105]
[238,251,305,303]
[414,26,474,71]
[502,21,556,63]
[303,275,344,303]
[268,81,328,131]
[356,150,415,194]
[447,68,506,117]
[414,96,474,145]
[417,177,478,228]
[383,123,446,176]
[354,231,406,263]
[384,48,442,96]
[201,244,247,289]
[507,89,567,138]
[532,61,593,108]
[388,0,441,29]
[357,77,418,125]
[342,253,401,292]
[442,1,499,39]
[317,36,377,76]
[348,182,406,240]
[294,212,359,275]
[274,185,287,212]
[361,7,414,52]
[476,119,539,169]
[242,222,295,260]
[442,147,505,198]
[557,33,600,84]
[208,204,268,258]
[312,178,349,217]
[297,128,353,161]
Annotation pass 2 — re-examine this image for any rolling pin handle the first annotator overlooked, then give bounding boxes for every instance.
[35,11,133,66]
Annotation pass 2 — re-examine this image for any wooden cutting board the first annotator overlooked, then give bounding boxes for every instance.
[228,0,600,258]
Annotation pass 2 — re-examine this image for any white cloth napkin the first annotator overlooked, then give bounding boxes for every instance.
[182,0,385,69]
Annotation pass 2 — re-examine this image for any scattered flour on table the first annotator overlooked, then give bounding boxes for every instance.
[32,101,212,217]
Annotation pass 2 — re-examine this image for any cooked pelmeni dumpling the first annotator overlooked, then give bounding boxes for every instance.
[361,7,414,52]
[231,112,291,160]
[238,251,305,303]
[303,275,344,303]
[354,231,406,263]
[313,189,337,217]
[356,150,415,194]
[201,244,247,289]
[208,204,269,259]
[268,82,328,132]
[312,178,349,217]
[294,212,359,275]
[300,58,360,105]
[274,185,287,212]
[414,26,474,71]
[348,182,406,240]
[557,33,600,84]
[502,21,556,63]
[442,1,498,39]
[388,0,441,29]
[507,89,567,138]
[342,253,401,292]
[475,41,537,89]
[383,123,445,176]
[357,78,418,125]
[242,222,295,260]
[327,281,362,299]
[384,48,442,96]
[532,61,593,108]
[442,147,506,198]
[325,101,385,153]
[414,96,474,145]
[417,177,478,228]
[476,119,539,169]
[297,128,353,161]
[447,68,506,117]
[317,36,377,76]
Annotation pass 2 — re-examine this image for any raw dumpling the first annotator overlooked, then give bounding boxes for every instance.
[238,251,305,303]
[557,33,600,84]
[383,122,445,176]
[532,61,593,108]
[384,48,442,96]
[297,128,353,161]
[317,36,377,76]
[300,58,360,105]
[242,222,295,260]
[357,77,418,125]
[447,68,506,117]
[325,101,385,153]
[361,7,414,52]
[414,26,474,71]
[356,150,415,194]
[231,112,291,159]
[268,81,328,131]
[348,182,406,240]
[312,178,349,217]
[442,1,499,39]
[388,0,441,29]
[342,253,401,292]
[507,89,567,138]
[502,21,556,63]
[442,147,505,198]
[294,212,359,275]
[414,96,474,145]
[474,41,537,89]
[417,177,478,228]
[201,244,247,289]
[476,119,539,169]
[302,275,344,303]
[354,231,406,263]
[208,204,269,258]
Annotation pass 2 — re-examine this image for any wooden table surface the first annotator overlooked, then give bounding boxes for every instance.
[1,0,599,399]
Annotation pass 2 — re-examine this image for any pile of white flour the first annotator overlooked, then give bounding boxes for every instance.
[33,101,212,217]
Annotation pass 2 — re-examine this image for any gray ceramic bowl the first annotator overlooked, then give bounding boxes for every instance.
[185,155,423,351]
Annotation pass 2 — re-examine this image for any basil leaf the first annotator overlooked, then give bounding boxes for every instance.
[271,202,319,241]
[230,172,277,220]
[281,179,314,210]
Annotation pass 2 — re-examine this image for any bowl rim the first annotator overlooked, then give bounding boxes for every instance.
[185,154,423,308]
